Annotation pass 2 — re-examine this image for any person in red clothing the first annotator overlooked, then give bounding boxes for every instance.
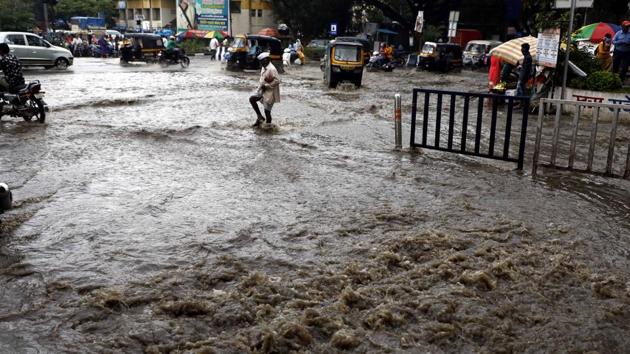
[488,55,502,91]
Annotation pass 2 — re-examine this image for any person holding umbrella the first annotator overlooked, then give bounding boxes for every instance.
[250,52,281,127]
[612,21,630,82]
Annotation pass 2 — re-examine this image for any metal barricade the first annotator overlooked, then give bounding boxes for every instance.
[410,88,530,169]
[532,98,630,179]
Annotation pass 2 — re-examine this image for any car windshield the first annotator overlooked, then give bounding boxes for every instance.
[232,38,246,48]
[465,43,485,53]
[333,45,360,62]
[421,43,436,54]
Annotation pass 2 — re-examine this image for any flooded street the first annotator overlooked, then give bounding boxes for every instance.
[1,57,629,353]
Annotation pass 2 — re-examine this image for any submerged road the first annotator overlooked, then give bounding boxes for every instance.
[0,57,629,353]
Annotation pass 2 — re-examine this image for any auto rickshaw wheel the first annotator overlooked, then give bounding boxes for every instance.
[180,57,190,68]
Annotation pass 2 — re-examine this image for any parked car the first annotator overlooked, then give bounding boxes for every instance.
[418,42,462,72]
[0,32,74,69]
[462,40,502,68]
[305,39,329,60]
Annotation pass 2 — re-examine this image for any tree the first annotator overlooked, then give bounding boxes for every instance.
[53,0,116,24]
[272,0,354,39]
[0,0,36,31]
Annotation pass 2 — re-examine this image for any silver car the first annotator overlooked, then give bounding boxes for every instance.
[0,32,74,69]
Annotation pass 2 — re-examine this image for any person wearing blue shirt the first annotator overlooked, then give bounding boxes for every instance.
[612,21,630,82]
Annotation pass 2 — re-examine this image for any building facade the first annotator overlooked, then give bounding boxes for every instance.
[229,0,275,35]
[116,0,177,31]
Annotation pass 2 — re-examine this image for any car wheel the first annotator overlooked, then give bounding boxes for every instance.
[55,58,69,70]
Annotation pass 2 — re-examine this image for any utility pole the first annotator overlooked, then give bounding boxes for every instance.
[149,0,153,31]
[248,0,252,33]
[43,1,49,32]
[561,0,577,99]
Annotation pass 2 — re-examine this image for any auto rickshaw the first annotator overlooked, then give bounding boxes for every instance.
[334,36,371,63]
[463,40,502,68]
[120,33,164,64]
[226,34,284,72]
[418,42,463,72]
[323,40,365,88]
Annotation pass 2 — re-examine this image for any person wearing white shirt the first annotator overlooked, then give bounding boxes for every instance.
[209,37,219,61]
[250,52,281,127]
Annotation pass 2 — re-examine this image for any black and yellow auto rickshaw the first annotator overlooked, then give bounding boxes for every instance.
[323,40,365,88]
[120,33,164,64]
[226,34,284,72]
[417,42,463,72]
[334,36,371,63]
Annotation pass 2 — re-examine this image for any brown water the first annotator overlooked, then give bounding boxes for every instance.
[0,58,629,353]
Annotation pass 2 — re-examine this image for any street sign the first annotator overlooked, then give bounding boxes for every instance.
[448,11,460,38]
[537,28,561,68]
[415,11,424,33]
[330,23,338,36]
[554,0,593,9]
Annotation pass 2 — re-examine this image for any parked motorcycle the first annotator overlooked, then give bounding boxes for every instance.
[0,80,47,123]
[366,52,395,72]
[158,50,190,68]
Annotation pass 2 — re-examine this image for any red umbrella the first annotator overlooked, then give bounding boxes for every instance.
[573,23,621,43]
[176,30,209,40]
[258,28,279,38]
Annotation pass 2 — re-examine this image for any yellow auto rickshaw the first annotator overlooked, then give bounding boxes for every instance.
[323,40,365,88]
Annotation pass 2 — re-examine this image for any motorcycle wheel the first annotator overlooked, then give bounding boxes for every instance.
[24,98,45,123]
[180,56,190,68]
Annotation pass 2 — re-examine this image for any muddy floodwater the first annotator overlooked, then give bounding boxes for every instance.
[1,57,629,353]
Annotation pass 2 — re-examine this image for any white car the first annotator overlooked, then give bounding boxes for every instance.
[0,32,74,69]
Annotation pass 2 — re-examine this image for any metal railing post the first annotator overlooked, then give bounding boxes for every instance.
[395,94,402,150]
[587,107,600,172]
[410,90,417,148]
[550,103,562,167]
[606,108,621,175]
[568,105,581,169]
[517,98,530,170]
[532,100,545,176]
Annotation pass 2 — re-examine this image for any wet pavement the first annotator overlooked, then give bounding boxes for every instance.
[0,57,629,353]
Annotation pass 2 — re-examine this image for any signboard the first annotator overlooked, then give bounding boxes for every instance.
[415,11,424,33]
[177,0,230,32]
[448,11,460,38]
[554,0,593,9]
[537,28,561,68]
[330,23,338,36]
[197,0,230,31]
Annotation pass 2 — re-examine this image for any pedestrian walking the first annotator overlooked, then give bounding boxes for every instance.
[517,43,532,97]
[612,21,630,82]
[209,37,219,61]
[249,52,280,127]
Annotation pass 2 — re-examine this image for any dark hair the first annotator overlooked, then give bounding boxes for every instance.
[0,43,9,54]
[605,33,612,38]
[521,43,530,51]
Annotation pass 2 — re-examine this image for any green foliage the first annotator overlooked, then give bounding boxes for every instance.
[272,0,353,40]
[179,39,207,54]
[420,25,444,43]
[0,0,35,31]
[585,71,623,91]
[54,0,116,22]
[570,48,602,75]
[570,71,622,92]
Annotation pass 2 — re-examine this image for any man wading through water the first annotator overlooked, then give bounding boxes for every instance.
[250,52,280,127]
